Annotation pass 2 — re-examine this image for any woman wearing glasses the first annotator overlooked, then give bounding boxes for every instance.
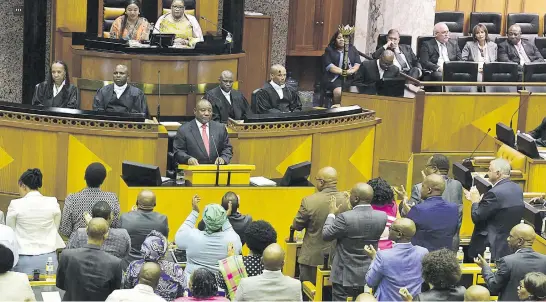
[154,0,203,48]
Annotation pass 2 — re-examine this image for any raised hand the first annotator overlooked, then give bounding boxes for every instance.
[329,195,341,215]
[192,194,201,213]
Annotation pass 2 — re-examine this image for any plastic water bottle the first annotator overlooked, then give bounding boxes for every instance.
[45,257,54,281]
[457,247,464,265]
[484,247,492,265]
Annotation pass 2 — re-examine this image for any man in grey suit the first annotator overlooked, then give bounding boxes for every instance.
[234,243,302,301]
[57,218,122,301]
[323,183,387,301]
[399,154,463,250]
[173,99,233,165]
[475,223,546,301]
[121,190,169,262]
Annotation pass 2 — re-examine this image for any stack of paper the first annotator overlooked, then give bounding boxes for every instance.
[250,176,276,187]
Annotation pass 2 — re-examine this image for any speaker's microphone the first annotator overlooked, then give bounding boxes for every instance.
[156,70,161,123]
[510,92,532,129]
[463,128,491,172]
[210,133,222,186]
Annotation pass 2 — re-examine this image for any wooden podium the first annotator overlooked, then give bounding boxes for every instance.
[178,164,256,186]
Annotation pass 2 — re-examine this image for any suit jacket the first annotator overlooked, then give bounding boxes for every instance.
[323,45,363,83]
[120,210,169,262]
[204,86,250,123]
[292,187,349,266]
[462,41,498,62]
[419,39,462,71]
[529,116,546,147]
[482,248,546,301]
[234,270,302,301]
[373,44,422,70]
[173,119,233,165]
[323,205,387,287]
[497,39,544,65]
[56,244,123,301]
[469,178,524,260]
[353,60,400,94]
[414,286,466,301]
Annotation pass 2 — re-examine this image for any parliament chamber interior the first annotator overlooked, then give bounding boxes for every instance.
[3,0,546,301]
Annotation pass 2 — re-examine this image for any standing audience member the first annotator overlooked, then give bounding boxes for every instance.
[198,192,252,246]
[32,60,80,108]
[400,249,465,301]
[476,224,546,301]
[0,244,36,302]
[234,243,302,301]
[464,285,491,302]
[368,178,398,250]
[323,183,387,301]
[60,162,120,239]
[7,168,65,275]
[518,272,546,301]
[125,231,186,301]
[176,268,229,302]
[292,166,349,284]
[466,158,524,260]
[175,195,242,278]
[365,218,429,301]
[373,28,422,79]
[67,201,131,259]
[205,70,251,123]
[121,190,169,262]
[57,218,122,301]
[462,24,498,80]
[0,223,18,268]
[498,24,544,72]
[255,65,302,113]
[106,262,166,302]
[403,174,458,251]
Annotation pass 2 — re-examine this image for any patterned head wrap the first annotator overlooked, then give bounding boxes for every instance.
[203,204,227,234]
[141,230,168,262]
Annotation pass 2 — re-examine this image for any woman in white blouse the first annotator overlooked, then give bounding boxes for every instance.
[6,168,65,275]
[462,23,498,81]
[0,244,35,301]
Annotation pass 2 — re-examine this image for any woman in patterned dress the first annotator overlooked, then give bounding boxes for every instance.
[109,0,150,41]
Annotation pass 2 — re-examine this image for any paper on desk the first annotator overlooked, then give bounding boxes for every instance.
[161,122,182,127]
[42,292,62,302]
[250,176,276,186]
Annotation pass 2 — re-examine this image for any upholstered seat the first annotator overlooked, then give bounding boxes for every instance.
[443,61,479,92]
[497,144,525,171]
[435,11,465,37]
[162,0,196,16]
[103,0,126,38]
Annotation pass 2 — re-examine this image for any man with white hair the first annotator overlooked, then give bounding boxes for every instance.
[466,158,524,261]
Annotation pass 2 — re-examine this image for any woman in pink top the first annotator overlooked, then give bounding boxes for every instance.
[368,178,398,250]
[175,268,229,301]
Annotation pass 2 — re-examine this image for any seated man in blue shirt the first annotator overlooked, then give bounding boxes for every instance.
[364,218,429,301]
[402,174,458,251]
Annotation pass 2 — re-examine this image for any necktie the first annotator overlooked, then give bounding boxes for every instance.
[201,124,210,156]
[394,50,409,70]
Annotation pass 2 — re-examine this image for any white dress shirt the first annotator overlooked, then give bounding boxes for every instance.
[0,224,19,267]
[436,40,450,69]
[106,284,166,302]
[515,40,531,65]
[376,60,385,79]
[0,271,36,301]
[113,83,128,99]
[6,191,65,255]
[195,119,210,142]
[269,80,285,99]
[220,88,232,105]
[53,80,65,98]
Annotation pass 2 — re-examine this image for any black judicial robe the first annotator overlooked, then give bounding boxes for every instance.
[32,81,80,109]
[204,86,250,123]
[93,84,149,117]
[255,82,302,114]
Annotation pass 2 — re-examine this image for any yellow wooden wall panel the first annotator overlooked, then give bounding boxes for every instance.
[523,1,546,36]
[56,0,88,32]
[436,0,458,11]
[198,0,219,34]
[524,94,546,132]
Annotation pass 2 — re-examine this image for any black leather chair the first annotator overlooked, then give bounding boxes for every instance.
[435,11,465,37]
[443,61,479,92]
[457,36,474,51]
[162,0,196,16]
[376,34,412,49]
[103,0,127,38]
[495,36,507,45]
[507,13,539,43]
[417,35,436,59]
[469,12,502,41]
[535,37,546,59]
[523,62,546,92]
[251,88,261,113]
[482,62,519,92]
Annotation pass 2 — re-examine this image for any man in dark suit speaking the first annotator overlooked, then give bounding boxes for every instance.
[173,99,233,165]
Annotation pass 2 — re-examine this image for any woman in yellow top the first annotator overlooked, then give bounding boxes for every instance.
[109,0,150,41]
[154,0,204,47]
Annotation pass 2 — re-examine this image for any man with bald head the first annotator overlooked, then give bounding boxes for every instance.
[476,223,546,301]
[403,174,458,251]
[235,243,302,301]
[93,64,149,117]
[498,24,544,73]
[354,49,400,95]
[106,262,166,301]
[464,285,490,302]
[292,166,349,283]
[57,218,122,301]
[121,190,169,262]
[255,64,302,114]
[365,218,429,301]
[323,183,387,301]
[204,70,250,123]
[419,22,461,90]
[173,99,233,165]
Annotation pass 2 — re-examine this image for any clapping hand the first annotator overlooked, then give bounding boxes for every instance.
[464,186,482,204]
[329,195,341,215]
[399,287,413,302]
[364,245,377,260]
[192,194,201,213]
[392,185,407,200]
[474,254,488,268]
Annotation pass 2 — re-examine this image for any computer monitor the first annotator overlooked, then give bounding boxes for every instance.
[280,161,311,186]
[496,122,515,148]
[150,33,175,48]
[453,162,473,190]
[122,161,162,187]
[376,78,406,97]
[517,133,541,159]
[474,175,492,195]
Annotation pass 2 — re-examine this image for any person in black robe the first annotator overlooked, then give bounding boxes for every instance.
[204,70,250,123]
[92,64,149,117]
[255,64,302,114]
[32,60,80,109]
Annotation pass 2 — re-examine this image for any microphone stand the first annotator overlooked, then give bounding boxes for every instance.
[211,133,221,186]
[200,16,233,54]
[157,70,161,123]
